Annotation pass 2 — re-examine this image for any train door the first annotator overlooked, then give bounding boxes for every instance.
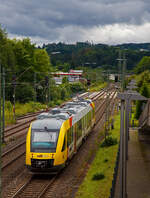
[67,127,74,159]
[73,123,77,153]
[61,134,67,163]
[82,116,86,136]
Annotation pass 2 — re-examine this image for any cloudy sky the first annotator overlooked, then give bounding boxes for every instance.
[1,0,150,45]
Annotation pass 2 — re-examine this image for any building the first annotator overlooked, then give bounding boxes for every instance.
[52,70,83,85]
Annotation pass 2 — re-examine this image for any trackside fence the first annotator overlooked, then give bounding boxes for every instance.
[109,144,120,198]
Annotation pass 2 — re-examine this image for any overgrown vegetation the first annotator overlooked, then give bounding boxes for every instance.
[92,173,105,181]
[0,26,102,109]
[100,136,118,147]
[5,101,46,125]
[134,70,150,119]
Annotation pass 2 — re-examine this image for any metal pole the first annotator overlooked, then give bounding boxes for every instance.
[48,73,50,103]
[105,88,108,140]
[2,67,5,143]
[118,50,122,85]
[34,72,37,102]
[125,98,130,159]
[0,60,2,198]
[13,86,16,121]
[105,71,109,140]
[120,99,125,198]
[124,98,129,198]
[122,52,126,91]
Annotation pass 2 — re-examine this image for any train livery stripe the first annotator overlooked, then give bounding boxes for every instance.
[69,116,73,127]
[90,103,94,109]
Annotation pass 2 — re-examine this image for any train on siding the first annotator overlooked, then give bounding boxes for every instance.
[26,98,95,172]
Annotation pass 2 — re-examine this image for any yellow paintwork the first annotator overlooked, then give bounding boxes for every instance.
[26,102,95,169]
[26,124,31,165]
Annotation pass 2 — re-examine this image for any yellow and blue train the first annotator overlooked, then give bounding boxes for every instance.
[26,98,95,172]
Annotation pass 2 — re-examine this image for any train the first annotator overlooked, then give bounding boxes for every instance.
[26,98,95,172]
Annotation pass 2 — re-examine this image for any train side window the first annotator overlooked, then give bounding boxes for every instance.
[77,119,82,139]
[62,135,66,152]
[67,129,70,146]
[86,114,88,128]
[67,127,74,146]
[88,111,91,127]
[71,127,73,142]
[93,109,95,118]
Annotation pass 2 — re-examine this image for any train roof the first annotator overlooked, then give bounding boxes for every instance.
[32,98,93,130]
[32,118,63,131]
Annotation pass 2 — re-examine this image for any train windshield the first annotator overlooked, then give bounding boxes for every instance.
[31,129,59,153]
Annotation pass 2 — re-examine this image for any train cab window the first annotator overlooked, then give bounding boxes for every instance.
[62,135,66,152]
[31,129,59,153]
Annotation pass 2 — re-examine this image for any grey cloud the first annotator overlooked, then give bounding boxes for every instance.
[0,0,150,43]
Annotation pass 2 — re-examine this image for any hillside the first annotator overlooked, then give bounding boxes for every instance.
[43,42,150,70]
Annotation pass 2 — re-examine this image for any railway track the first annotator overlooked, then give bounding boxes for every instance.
[2,138,25,170]
[10,174,57,198]
[4,91,104,142]
[2,90,106,190]
[2,89,117,198]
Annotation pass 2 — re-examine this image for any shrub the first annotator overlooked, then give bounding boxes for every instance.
[15,84,34,103]
[104,159,108,163]
[100,136,118,147]
[92,173,105,181]
[70,82,86,93]
[48,101,55,107]
[55,99,62,106]
[61,87,67,100]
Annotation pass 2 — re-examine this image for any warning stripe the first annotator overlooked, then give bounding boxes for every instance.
[90,103,94,109]
[69,116,73,127]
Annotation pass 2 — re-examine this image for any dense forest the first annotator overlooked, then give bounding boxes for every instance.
[43,42,150,71]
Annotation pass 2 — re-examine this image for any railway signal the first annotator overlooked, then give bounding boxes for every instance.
[12,74,16,87]
[87,79,91,86]
[115,75,118,82]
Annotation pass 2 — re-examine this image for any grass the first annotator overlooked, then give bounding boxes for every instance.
[75,114,120,198]
[5,101,46,126]
[5,98,71,126]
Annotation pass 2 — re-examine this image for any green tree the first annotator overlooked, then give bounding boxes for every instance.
[15,83,35,103]
[61,87,67,100]
[34,49,51,73]
[135,82,149,119]
[134,56,150,74]
[62,76,68,84]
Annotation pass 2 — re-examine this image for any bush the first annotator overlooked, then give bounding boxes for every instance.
[48,101,55,107]
[70,82,86,93]
[61,87,67,100]
[104,158,108,163]
[135,82,149,119]
[92,173,105,181]
[15,84,34,103]
[100,136,118,147]
[55,99,62,106]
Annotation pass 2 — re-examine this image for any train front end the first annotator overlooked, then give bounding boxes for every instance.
[26,118,68,172]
